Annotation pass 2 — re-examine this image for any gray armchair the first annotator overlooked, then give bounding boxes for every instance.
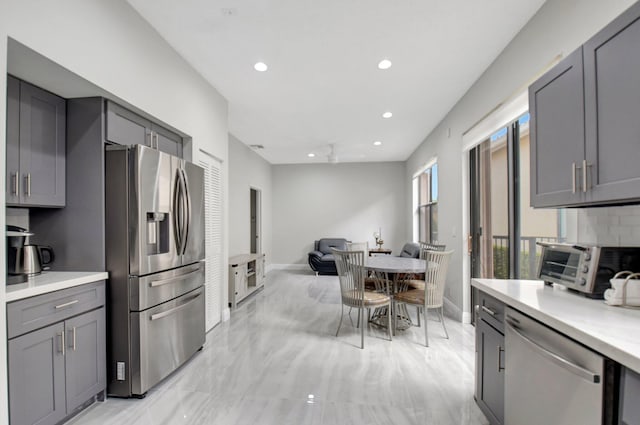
[308,238,349,275]
[399,242,421,258]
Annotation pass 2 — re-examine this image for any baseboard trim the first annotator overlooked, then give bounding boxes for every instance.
[222,307,231,322]
[443,297,463,322]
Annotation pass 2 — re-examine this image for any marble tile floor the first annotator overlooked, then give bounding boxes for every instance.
[68,269,488,425]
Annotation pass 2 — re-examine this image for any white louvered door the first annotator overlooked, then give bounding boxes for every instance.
[199,153,223,331]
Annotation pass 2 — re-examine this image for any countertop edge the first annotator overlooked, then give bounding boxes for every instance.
[472,278,640,374]
[6,271,109,303]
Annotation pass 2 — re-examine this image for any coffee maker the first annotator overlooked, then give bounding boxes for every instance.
[7,225,32,284]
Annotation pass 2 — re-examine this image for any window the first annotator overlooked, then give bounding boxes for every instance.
[414,162,438,243]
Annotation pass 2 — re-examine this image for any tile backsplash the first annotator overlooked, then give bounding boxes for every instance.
[575,205,640,245]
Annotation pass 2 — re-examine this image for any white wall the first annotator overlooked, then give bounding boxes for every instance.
[272,162,407,266]
[406,0,638,321]
[228,134,273,262]
[0,0,230,420]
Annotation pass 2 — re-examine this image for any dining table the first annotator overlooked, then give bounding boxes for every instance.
[364,255,427,330]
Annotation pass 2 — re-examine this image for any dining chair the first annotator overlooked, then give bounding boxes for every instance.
[393,249,453,347]
[333,248,392,349]
[419,241,446,252]
[347,241,369,255]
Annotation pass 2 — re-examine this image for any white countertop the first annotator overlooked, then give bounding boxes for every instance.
[6,271,108,302]
[472,278,640,373]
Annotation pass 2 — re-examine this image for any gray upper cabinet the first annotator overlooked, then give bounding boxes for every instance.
[529,2,640,208]
[584,1,640,204]
[6,76,66,207]
[106,100,183,157]
[7,75,21,205]
[105,101,151,147]
[529,48,586,208]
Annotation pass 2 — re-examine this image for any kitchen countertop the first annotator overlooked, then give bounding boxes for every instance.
[6,271,108,302]
[473,278,640,374]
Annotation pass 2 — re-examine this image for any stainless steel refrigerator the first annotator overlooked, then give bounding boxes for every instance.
[105,144,205,397]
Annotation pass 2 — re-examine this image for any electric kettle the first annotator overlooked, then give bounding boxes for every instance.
[7,225,33,278]
[21,245,55,275]
[6,225,55,277]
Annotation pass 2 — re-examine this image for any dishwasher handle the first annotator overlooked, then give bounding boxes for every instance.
[506,318,600,384]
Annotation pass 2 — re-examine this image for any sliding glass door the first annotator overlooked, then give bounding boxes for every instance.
[469,113,568,308]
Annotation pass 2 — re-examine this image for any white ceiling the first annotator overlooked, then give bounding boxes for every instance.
[127,0,546,164]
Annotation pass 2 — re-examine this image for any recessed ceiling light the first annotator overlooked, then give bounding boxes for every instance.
[378,59,392,70]
[307,153,315,158]
[254,62,268,72]
[382,111,393,119]
[373,141,382,146]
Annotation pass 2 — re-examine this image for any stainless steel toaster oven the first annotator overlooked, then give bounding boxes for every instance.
[537,243,640,298]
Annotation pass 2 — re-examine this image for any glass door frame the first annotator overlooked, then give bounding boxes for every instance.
[461,91,529,324]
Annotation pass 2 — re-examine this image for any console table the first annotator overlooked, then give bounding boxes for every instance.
[369,248,392,256]
[229,253,266,309]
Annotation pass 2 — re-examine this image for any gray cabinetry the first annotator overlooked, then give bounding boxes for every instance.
[584,1,640,204]
[620,367,640,425]
[475,291,505,425]
[529,2,640,207]
[8,322,66,425]
[529,48,585,207]
[6,75,21,205]
[7,281,106,425]
[64,308,106,414]
[106,100,182,157]
[6,76,66,207]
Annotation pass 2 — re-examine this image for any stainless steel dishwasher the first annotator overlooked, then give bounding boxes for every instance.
[504,307,606,425]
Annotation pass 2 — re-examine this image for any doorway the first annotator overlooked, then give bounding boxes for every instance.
[468,113,569,321]
[250,188,261,254]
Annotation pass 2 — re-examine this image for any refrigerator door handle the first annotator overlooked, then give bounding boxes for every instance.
[173,168,183,254]
[180,169,191,255]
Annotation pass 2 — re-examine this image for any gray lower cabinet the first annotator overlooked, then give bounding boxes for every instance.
[64,308,106,414]
[6,75,66,207]
[529,1,640,208]
[105,100,183,157]
[7,282,106,425]
[620,367,640,425]
[475,291,505,425]
[8,322,66,425]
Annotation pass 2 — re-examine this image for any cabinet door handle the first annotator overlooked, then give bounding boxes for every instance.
[58,332,65,356]
[55,299,79,309]
[497,345,504,371]
[12,172,19,196]
[153,133,159,149]
[146,130,153,148]
[481,305,497,317]
[572,162,577,194]
[71,327,77,351]
[25,173,31,197]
